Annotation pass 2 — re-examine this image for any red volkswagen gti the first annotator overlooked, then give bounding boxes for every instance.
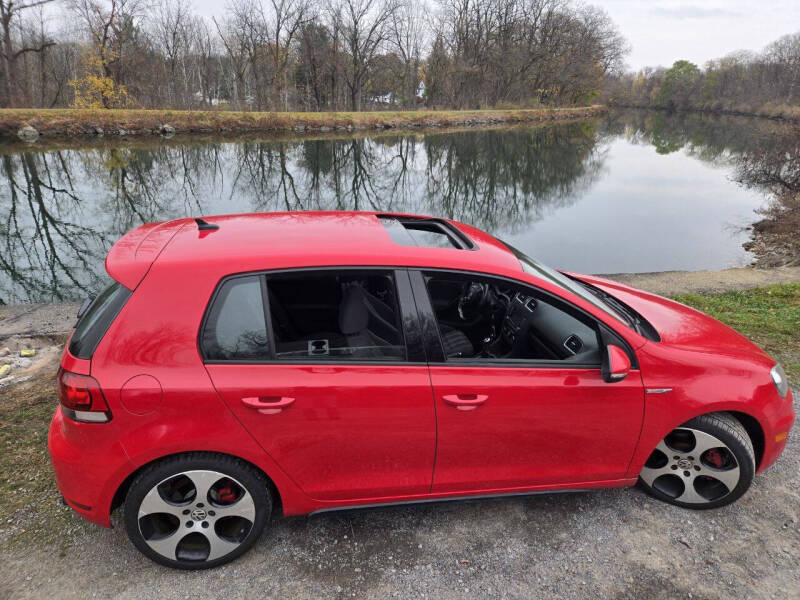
[49,212,794,569]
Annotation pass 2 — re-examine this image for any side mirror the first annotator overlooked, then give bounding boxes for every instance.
[602,344,631,383]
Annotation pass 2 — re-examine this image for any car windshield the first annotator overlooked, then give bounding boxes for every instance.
[501,241,632,327]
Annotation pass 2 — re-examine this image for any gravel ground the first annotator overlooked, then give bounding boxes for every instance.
[2,423,799,600]
[1,268,799,600]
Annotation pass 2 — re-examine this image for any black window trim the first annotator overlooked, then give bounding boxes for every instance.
[408,268,639,370]
[198,266,427,366]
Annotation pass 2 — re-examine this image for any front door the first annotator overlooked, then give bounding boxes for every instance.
[202,269,435,501]
[411,270,644,492]
[428,365,644,491]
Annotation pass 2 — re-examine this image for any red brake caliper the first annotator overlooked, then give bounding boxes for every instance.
[706,449,724,468]
[217,485,236,504]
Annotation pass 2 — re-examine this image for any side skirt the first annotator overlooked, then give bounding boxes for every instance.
[308,478,637,515]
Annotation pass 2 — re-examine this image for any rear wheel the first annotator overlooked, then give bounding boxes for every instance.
[638,413,755,509]
[124,453,271,569]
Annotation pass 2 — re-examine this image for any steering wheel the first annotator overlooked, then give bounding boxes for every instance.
[458,282,490,321]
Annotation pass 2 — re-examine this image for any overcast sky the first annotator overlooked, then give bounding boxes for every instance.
[590,0,800,70]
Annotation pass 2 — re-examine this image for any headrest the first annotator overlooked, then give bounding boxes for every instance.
[338,286,368,334]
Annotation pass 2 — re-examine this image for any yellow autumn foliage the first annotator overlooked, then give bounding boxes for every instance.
[69,48,133,109]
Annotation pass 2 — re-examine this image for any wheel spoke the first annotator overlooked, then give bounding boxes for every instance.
[674,481,709,505]
[688,429,729,457]
[145,530,185,560]
[213,491,256,521]
[184,470,224,505]
[205,529,242,561]
[139,486,185,519]
[654,439,672,456]
[639,463,673,486]
[698,465,740,491]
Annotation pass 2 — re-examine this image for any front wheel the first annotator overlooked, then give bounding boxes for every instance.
[638,412,755,509]
[124,453,272,569]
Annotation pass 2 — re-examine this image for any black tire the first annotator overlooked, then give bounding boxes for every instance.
[638,412,755,510]
[123,452,272,569]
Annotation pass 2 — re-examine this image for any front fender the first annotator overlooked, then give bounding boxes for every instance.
[626,343,792,478]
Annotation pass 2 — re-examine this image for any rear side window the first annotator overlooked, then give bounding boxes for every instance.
[201,276,270,361]
[69,282,131,359]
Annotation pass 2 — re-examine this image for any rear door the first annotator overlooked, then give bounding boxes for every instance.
[203,268,436,502]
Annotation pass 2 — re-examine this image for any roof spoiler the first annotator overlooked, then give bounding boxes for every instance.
[195,218,219,231]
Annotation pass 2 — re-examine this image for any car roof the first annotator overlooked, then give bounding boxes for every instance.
[106,211,524,289]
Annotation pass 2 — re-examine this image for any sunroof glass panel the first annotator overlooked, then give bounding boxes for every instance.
[377,215,475,250]
[404,223,460,248]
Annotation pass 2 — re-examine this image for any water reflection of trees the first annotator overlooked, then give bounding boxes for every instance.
[606,110,800,266]
[0,123,607,303]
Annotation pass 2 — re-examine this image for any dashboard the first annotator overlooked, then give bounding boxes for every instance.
[497,291,601,363]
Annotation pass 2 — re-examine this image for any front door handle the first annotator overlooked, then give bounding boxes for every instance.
[241,396,295,415]
[442,394,488,411]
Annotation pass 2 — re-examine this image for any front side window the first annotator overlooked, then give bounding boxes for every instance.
[423,271,602,365]
[202,276,269,361]
[267,270,406,361]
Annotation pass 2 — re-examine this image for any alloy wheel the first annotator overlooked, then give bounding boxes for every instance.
[137,470,256,563]
[640,427,741,505]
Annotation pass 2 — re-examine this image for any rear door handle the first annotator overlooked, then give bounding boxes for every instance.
[442,394,489,411]
[241,396,295,415]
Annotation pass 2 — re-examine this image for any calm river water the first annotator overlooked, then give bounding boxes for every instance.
[0,110,793,303]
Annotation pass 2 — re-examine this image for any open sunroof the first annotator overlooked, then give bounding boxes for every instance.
[377,215,476,250]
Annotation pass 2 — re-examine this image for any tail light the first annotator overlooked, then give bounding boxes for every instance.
[57,368,112,423]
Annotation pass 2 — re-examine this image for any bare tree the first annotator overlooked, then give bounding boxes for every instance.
[265,0,311,110]
[150,0,197,107]
[389,0,424,106]
[0,0,55,106]
[332,0,398,111]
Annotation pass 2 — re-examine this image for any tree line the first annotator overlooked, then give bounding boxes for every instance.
[606,31,800,120]
[0,0,626,111]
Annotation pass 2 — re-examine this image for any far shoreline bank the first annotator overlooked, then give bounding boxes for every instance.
[0,106,606,142]
[609,103,800,123]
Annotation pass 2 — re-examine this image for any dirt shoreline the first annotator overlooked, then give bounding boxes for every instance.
[604,265,800,296]
[0,106,605,142]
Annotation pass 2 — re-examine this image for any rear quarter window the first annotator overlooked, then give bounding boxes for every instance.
[69,282,132,359]
[201,276,270,361]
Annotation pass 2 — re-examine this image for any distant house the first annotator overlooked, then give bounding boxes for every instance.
[193,91,222,107]
[372,92,395,105]
[371,82,425,105]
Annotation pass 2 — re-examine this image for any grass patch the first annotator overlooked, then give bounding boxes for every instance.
[0,106,606,139]
[673,283,800,381]
[0,360,90,551]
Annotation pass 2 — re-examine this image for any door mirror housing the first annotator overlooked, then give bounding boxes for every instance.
[602,344,631,383]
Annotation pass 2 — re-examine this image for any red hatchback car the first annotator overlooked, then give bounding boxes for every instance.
[49,212,794,569]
